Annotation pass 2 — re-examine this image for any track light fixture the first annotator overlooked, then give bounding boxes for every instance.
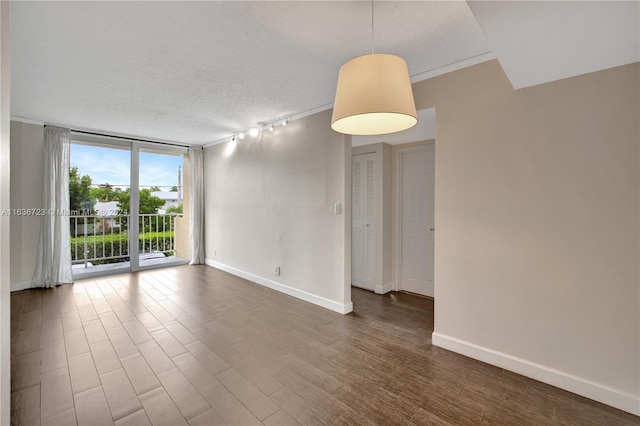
[227,117,291,144]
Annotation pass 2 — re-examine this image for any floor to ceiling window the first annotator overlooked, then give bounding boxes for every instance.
[69,134,189,278]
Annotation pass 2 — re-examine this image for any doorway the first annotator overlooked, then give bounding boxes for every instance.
[396,144,435,297]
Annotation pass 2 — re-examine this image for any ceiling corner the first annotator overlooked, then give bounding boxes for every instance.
[467,1,640,89]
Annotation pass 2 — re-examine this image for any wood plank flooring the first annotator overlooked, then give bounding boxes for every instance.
[10,265,639,425]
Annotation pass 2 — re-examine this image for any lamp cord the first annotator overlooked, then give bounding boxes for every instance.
[371,0,375,54]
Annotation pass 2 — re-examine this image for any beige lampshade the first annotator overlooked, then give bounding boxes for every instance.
[331,53,418,136]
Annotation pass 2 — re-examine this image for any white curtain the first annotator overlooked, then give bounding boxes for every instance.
[189,146,205,264]
[32,126,73,287]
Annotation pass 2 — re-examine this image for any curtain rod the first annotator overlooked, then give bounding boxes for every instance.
[67,128,192,148]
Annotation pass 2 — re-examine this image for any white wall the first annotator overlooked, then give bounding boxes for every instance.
[9,120,44,290]
[0,2,10,423]
[412,60,639,414]
[203,109,352,313]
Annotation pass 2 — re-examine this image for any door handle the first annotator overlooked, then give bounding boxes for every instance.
[430,228,434,231]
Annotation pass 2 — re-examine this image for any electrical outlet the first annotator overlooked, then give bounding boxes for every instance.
[276,266,280,276]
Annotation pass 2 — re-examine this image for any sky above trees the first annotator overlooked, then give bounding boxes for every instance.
[70,144,183,190]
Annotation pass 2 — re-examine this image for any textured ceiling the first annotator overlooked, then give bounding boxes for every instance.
[10,1,492,145]
[14,2,635,146]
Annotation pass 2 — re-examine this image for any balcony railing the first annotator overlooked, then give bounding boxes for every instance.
[70,213,182,268]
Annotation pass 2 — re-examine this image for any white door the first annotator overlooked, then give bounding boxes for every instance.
[352,153,376,291]
[400,146,435,297]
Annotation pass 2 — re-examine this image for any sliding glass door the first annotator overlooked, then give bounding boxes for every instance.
[137,148,188,269]
[70,135,189,278]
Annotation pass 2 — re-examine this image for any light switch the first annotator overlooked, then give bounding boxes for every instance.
[334,202,342,215]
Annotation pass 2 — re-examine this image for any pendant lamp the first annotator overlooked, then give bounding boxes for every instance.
[331,2,417,135]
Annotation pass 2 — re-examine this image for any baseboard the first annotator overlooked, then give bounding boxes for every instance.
[432,332,640,416]
[375,283,393,294]
[204,259,353,315]
[10,281,31,292]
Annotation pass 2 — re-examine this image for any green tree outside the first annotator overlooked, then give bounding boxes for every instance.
[69,166,94,213]
[116,188,165,215]
[90,183,123,202]
[166,203,183,215]
[69,168,169,238]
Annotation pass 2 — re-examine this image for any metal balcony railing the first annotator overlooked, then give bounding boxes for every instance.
[70,213,181,267]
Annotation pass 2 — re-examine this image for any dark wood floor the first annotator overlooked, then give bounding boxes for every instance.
[10,265,639,425]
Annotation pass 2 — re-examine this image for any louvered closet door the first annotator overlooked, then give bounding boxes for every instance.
[352,153,376,291]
